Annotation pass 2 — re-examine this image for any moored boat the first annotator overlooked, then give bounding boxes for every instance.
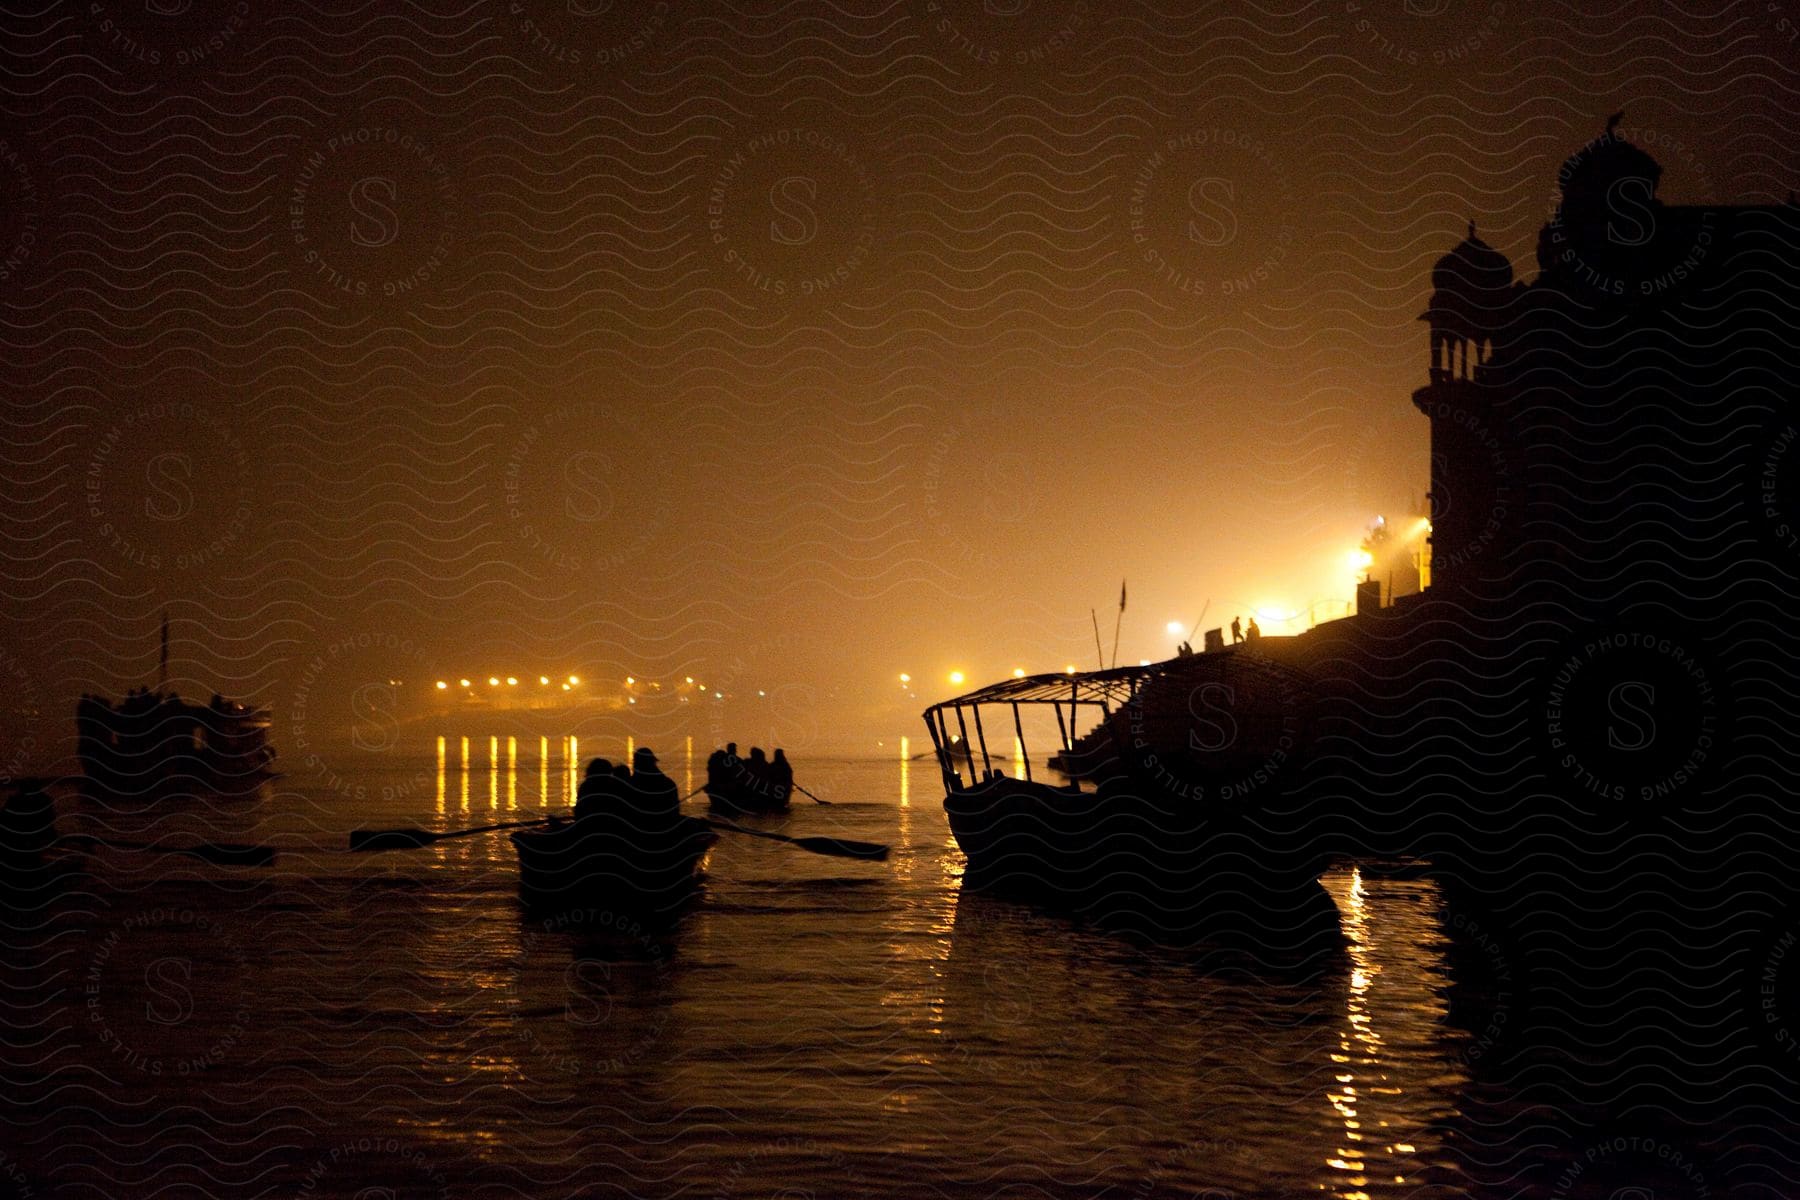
[509,813,717,918]
[76,688,275,799]
[925,660,1340,970]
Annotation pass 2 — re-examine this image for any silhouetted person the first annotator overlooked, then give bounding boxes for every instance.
[771,748,793,800]
[1246,617,1261,641]
[705,744,728,790]
[748,747,770,797]
[1230,616,1242,644]
[574,758,616,820]
[0,780,57,875]
[625,747,680,827]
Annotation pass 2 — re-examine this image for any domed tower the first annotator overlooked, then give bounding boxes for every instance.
[1420,222,1514,382]
[1412,223,1518,596]
[1536,111,1664,295]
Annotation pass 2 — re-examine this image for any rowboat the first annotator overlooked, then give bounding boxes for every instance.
[702,750,794,815]
[703,776,790,816]
[509,813,717,917]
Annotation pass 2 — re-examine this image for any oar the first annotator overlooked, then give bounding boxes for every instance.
[59,834,275,868]
[793,783,832,806]
[707,818,887,861]
[349,818,550,852]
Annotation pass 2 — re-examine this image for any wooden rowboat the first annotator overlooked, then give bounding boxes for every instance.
[703,777,791,816]
[509,814,717,917]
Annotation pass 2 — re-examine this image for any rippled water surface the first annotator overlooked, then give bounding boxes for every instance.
[8,748,1494,1198]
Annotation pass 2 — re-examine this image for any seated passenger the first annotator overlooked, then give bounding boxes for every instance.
[623,747,680,827]
[574,758,615,821]
[770,748,793,800]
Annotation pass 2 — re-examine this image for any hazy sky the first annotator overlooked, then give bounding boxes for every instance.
[2,1,1796,765]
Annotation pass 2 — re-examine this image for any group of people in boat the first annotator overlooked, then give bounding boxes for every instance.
[705,742,794,804]
[75,688,273,786]
[572,747,682,826]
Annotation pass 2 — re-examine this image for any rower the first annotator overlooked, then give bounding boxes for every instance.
[706,742,737,792]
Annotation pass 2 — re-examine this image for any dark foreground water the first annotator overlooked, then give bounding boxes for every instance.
[4,746,1558,1198]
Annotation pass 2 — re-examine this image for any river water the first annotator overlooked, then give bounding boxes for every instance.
[6,746,1509,1198]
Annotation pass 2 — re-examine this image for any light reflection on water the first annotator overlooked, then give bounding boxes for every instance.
[21,743,1479,1199]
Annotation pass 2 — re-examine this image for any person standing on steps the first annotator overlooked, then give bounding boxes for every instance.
[1231,615,1243,644]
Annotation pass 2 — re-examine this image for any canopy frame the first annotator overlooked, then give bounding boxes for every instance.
[919,664,1160,790]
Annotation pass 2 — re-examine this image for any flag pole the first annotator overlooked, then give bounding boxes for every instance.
[1110,579,1125,669]
[1186,599,1212,643]
[1090,609,1104,671]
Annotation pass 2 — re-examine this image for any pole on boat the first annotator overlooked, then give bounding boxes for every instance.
[971,704,992,779]
[953,706,975,780]
[1011,701,1031,782]
[925,712,949,785]
[937,709,962,788]
[1091,608,1104,671]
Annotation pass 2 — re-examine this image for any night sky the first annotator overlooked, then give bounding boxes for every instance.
[2,1,1796,762]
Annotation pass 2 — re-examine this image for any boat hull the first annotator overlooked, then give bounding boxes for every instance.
[509,815,717,918]
[944,778,1341,969]
[703,784,790,816]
